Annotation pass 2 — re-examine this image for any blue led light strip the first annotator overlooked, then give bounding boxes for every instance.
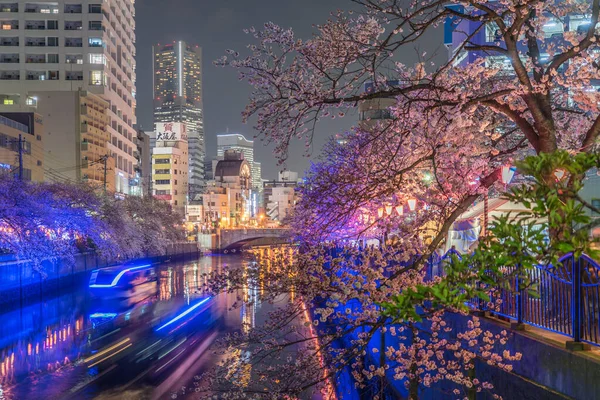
[89,313,118,319]
[89,264,152,288]
[155,297,211,332]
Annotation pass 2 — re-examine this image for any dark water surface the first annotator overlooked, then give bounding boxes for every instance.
[0,250,282,400]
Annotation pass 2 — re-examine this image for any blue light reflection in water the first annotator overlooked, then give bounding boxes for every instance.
[0,254,240,400]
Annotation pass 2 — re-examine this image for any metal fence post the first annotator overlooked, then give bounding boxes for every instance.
[573,257,582,343]
[516,272,523,325]
[566,256,588,350]
[510,265,526,330]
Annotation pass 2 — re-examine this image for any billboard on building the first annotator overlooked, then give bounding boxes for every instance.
[156,122,188,142]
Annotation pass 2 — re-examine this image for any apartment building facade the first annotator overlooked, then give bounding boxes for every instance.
[0,0,137,193]
[0,111,44,181]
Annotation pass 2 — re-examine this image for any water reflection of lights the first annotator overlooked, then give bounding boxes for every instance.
[183,265,191,305]
[168,268,173,298]
[0,316,84,384]
[301,300,335,397]
[159,262,213,302]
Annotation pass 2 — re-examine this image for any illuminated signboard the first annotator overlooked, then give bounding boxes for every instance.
[156,122,188,142]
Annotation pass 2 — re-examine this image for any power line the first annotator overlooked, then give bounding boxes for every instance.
[43,169,74,184]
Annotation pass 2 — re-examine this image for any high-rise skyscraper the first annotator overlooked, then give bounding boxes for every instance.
[216,133,262,193]
[0,0,137,194]
[153,41,205,200]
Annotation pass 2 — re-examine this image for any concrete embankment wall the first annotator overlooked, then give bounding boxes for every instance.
[0,242,200,308]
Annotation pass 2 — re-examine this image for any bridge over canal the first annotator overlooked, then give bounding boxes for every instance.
[199,228,292,253]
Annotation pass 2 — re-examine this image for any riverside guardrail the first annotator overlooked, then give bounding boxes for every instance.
[426,250,600,347]
[326,246,600,348]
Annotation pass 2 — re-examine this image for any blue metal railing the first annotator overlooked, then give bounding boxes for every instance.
[426,250,600,346]
[324,246,600,347]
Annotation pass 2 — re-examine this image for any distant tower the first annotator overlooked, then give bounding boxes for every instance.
[153,41,205,200]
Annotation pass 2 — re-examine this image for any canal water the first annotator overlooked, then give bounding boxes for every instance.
[0,248,300,400]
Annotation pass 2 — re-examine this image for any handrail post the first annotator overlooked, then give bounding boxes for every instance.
[511,265,526,330]
[516,272,523,325]
[573,257,582,343]
[567,255,589,351]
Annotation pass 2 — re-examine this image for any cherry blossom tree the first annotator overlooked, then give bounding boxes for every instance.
[0,175,114,270]
[0,175,186,270]
[218,0,600,252]
[119,195,186,256]
[207,0,600,397]
[193,244,522,399]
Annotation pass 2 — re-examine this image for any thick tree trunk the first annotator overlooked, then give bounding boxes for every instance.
[408,364,419,400]
[467,366,476,400]
[408,327,419,400]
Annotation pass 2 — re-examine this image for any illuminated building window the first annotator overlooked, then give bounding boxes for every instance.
[3,99,14,105]
[90,70,103,85]
[89,53,104,64]
[88,37,103,47]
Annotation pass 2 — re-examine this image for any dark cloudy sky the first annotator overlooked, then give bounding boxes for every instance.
[136,0,444,179]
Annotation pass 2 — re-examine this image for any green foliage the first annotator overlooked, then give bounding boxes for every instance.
[381,151,600,321]
[507,150,600,261]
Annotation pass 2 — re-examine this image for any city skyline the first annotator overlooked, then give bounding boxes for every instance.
[0,1,599,399]
[135,0,363,180]
[216,132,261,193]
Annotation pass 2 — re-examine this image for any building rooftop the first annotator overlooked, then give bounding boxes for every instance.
[214,159,246,178]
[0,114,29,134]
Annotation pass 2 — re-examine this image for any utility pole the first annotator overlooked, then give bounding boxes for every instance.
[17,134,23,180]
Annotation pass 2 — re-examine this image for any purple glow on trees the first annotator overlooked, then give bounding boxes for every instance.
[0,175,185,270]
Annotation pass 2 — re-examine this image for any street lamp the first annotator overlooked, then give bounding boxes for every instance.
[377,207,384,218]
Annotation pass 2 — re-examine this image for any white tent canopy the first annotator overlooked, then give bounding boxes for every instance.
[445,199,545,254]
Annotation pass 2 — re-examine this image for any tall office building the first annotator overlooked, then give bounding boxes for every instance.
[216,133,262,193]
[0,0,137,194]
[153,41,205,199]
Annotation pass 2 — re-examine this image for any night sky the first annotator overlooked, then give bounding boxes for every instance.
[136,0,444,179]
